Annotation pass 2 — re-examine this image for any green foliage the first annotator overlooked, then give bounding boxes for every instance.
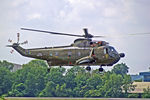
[0,67,13,96]
[8,60,47,97]
[128,93,139,98]
[8,83,26,97]
[84,73,103,97]
[101,73,124,97]
[45,68,65,85]
[142,86,150,98]
[55,83,68,97]
[23,59,48,68]
[39,81,56,97]
[21,65,47,96]
[111,63,129,75]
[122,75,136,97]
[0,61,139,98]
[0,60,14,70]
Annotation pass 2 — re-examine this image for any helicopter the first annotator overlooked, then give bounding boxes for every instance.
[7,28,125,72]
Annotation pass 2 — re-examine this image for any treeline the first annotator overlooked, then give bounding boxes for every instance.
[0,60,150,98]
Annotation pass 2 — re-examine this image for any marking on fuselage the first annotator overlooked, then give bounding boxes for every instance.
[55,52,58,56]
[68,51,72,57]
[37,53,42,56]
[105,54,109,59]
[49,53,53,56]
[25,50,30,55]
[78,52,81,56]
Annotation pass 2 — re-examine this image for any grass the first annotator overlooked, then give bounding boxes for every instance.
[6,99,104,100]
[3,97,105,100]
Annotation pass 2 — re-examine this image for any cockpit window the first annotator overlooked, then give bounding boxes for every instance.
[111,48,114,51]
[109,47,117,53]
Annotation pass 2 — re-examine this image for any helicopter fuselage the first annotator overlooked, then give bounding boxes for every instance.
[11,43,124,67]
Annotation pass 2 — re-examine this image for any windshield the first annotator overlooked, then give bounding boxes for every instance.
[109,46,117,54]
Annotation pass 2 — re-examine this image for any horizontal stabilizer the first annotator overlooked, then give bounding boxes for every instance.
[6,45,13,47]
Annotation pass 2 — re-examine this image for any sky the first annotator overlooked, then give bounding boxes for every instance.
[0,0,150,74]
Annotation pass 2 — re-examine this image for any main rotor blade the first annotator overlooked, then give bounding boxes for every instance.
[98,32,150,38]
[108,32,150,37]
[21,28,84,37]
[93,36,105,38]
[129,33,150,35]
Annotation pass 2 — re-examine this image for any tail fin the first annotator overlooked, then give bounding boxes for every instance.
[7,33,28,55]
[6,43,27,56]
[6,45,13,47]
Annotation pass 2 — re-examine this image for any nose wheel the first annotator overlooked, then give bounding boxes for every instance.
[86,66,91,71]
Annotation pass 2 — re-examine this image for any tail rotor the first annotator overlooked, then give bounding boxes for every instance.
[10,50,14,54]
[17,33,20,44]
[7,33,28,54]
[8,39,13,43]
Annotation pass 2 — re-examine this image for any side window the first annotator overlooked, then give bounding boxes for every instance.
[49,53,53,56]
[106,48,108,54]
[68,51,72,57]
[78,52,81,56]
[55,52,58,56]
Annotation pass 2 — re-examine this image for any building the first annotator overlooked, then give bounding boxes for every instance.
[11,63,22,72]
[131,71,150,82]
[131,75,143,81]
[139,72,150,82]
[130,82,150,93]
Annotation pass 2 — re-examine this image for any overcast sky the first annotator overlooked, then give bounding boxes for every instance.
[0,0,150,74]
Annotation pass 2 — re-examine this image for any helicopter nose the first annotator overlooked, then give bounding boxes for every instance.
[119,53,125,58]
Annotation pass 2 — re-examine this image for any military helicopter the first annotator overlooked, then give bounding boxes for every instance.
[7,28,125,72]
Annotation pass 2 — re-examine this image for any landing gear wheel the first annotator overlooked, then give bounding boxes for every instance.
[86,66,91,71]
[47,68,51,72]
[99,67,104,72]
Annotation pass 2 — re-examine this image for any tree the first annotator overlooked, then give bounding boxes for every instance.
[45,68,65,85]
[0,59,137,98]
[8,83,26,97]
[39,81,56,97]
[0,67,13,96]
[0,60,14,70]
[122,75,136,97]
[23,66,47,97]
[84,90,102,97]
[64,66,85,90]
[128,93,139,98]
[11,60,47,97]
[64,70,76,89]
[55,83,71,97]
[86,73,102,89]
[74,72,89,97]
[111,63,129,75]
[13,59,47,84]
[84,73,103,97]
[100,73,124,97]
[23,59,48,68]
[142,86,150,98]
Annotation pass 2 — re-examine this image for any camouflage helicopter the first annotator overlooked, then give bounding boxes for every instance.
[7,28,125,72]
